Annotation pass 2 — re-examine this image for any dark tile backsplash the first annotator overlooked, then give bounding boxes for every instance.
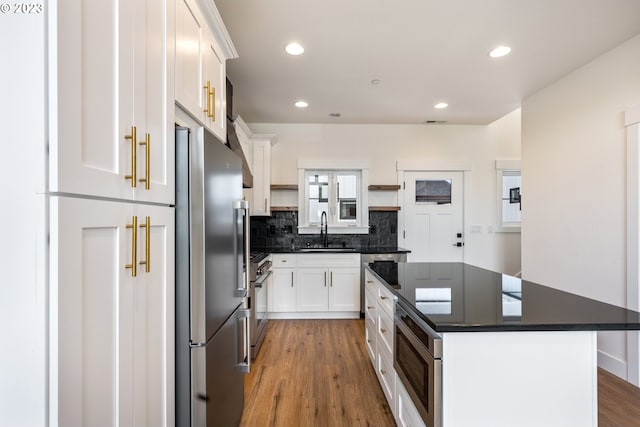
[250,211,398,249]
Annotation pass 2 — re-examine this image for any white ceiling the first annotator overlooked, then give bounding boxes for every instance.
[214,0,640,125]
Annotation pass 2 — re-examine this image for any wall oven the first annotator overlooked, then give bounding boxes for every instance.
[249,253,271,359]
[394,303,443,427]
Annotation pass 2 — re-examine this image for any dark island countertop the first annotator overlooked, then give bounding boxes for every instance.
[252,246,411,255]
[366,261,640,333]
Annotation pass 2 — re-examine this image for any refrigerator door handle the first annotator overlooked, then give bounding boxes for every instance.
[233,200,250,297]
[237,308,251,373]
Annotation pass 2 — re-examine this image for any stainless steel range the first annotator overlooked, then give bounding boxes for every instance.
[248,253,271,359]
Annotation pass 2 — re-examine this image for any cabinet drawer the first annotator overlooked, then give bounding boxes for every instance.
[364,270,377,295]
[297,253,360,268]
[365,320,376,366]
[376,346,396,412]
[377,309,394,355]
[271,254,297,268]
[396,375,426,427]
[377,284,395,318]
[364,288,377,328]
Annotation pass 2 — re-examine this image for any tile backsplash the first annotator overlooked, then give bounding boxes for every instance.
[250,210,398,249]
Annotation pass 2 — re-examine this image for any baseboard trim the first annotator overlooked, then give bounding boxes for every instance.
[598,349,627,380]
[268,312,361,320]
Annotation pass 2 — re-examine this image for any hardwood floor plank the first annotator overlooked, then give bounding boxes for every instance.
[241,319,395,427]
[598,368,640,427]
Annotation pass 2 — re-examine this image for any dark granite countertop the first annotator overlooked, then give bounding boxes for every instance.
[252,246,411,254]
[366,262,640,333]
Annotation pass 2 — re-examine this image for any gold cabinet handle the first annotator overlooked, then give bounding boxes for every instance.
[291,271,294,287]
[380,328,387,334]
[366,280,373,284]
[203,81,211,115]
[330,271,333,287]
[138,216,150,272]
[324,271,327,287]
[138,133,150,190]
[380,369,386,376]
[125,216,138,277]
[367,305,374,309]
[380,296,387,300]
[208,86,216,120]
[124,126,137,187]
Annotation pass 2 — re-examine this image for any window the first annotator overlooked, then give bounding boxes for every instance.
[496,160,521,232]
[298,163,369,234]
[415,179,452,204]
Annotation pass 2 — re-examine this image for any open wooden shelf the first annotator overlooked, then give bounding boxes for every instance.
[368,185,401,191]
[368,206,401,211]
[270,206,298,211]
[270,184,298,190]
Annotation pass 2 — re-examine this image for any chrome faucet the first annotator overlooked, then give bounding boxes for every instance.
[320,210,328,247]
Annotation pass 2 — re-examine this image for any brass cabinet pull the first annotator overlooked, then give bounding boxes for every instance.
[125,216,138,277]
[367,305,374,309]
[124,126,137,187]
[208,86,216,120]
[330,271,333,287]
[366,280,373,284]
[380,369,386,376]
[380,295,387,300]
[138,216,150,272]
[324,271,327,287]
[138,133,150,190]
[291,271,294,287]
[203,81,211,115]
[380,328,387,334]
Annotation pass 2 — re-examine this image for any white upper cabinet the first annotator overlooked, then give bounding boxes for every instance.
[176,0,237,142]
[235,117,276,216]
[52,0,175,204]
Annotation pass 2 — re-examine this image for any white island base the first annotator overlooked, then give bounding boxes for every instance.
[441,330,597,427]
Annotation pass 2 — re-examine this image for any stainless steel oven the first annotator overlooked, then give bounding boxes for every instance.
[394,303,443,427]
[249,254,271,359]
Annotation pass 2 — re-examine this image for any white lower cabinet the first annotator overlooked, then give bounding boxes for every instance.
[50,197,174,427]
[396,375,427,427]
[268,253,361,318]
[270,267,297,312]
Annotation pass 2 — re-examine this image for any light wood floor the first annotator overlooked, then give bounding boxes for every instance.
[241,319,640,427]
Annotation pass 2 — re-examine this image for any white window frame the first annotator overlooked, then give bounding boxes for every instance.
[297,160,369,234]
[496,160,521,233]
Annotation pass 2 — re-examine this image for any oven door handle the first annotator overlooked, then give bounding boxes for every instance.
[253,269,273,288]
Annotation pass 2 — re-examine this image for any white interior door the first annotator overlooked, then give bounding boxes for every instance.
[403,171,464,262]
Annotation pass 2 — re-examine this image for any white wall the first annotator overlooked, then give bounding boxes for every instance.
[522,34,640,378]
[250,114,521,275]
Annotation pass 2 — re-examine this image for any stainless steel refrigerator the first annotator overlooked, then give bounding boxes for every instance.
[175,126,250,427]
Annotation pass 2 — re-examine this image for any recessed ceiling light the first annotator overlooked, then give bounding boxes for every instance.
[329,113,341,117]
[294,100,308,108]
[489,45,511,58]
[285,42,305,56]
[434,102,448,109]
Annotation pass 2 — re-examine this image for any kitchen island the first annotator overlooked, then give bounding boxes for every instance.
[365,262,640,427]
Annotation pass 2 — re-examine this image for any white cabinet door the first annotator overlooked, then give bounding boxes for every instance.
[297,268,329,312]
[328,267,360,312]
[250,139,271,216]
[202,31,227,142]
[270,268,297,312]
[51,197,174,427]
[176,0,228,142]
[53,0,173,204]
[176,0,205,121]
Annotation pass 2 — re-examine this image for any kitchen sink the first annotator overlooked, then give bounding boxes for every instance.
[298,247,357,252]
